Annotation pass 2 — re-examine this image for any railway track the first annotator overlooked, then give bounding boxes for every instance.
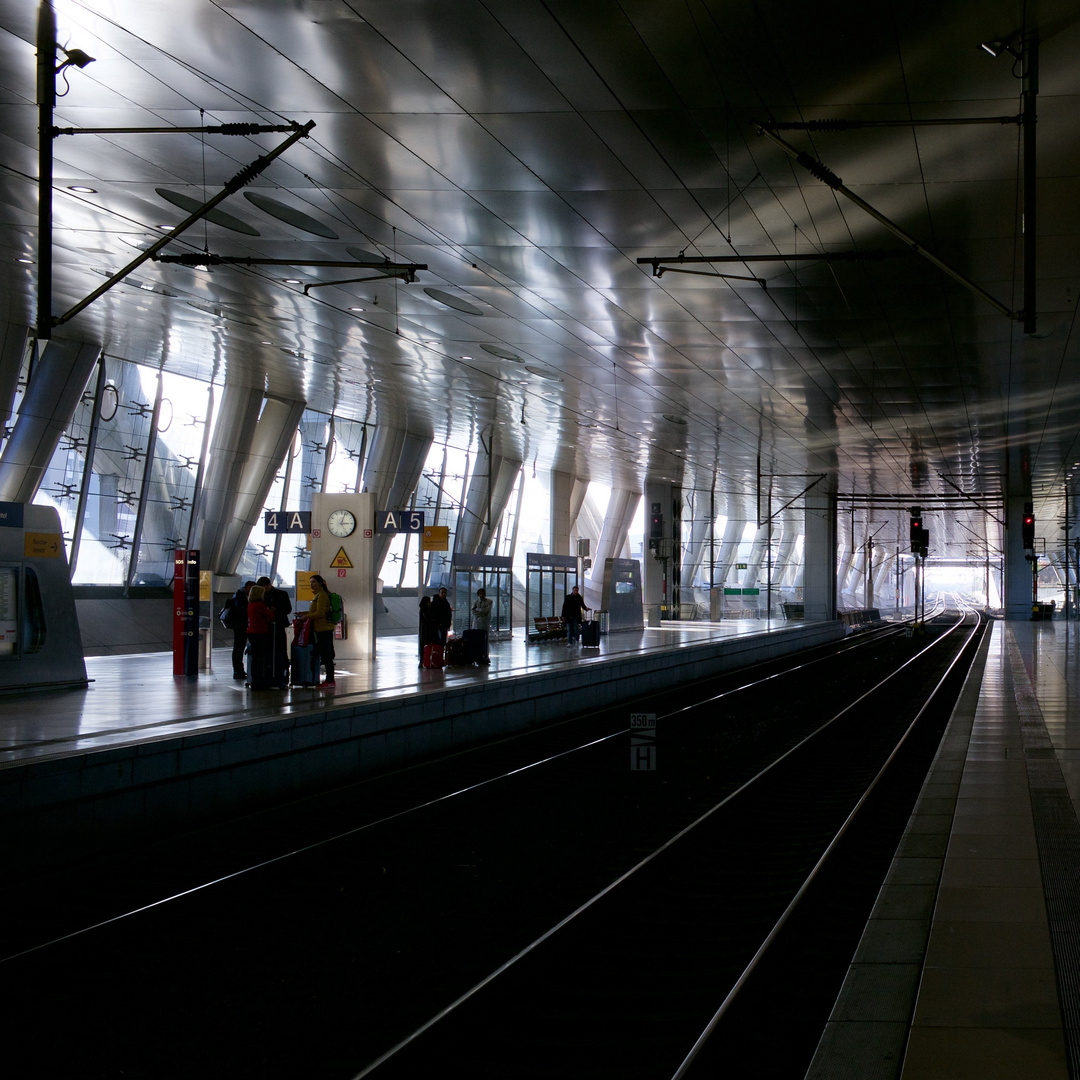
[0,612,984,1079]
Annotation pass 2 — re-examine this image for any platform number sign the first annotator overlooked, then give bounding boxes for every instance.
[264,510,311,534]
[630,713,656,771]
[375,510,425,533]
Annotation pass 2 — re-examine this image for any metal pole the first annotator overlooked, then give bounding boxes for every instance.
[36,0,55,342]
[69,357,106,577]
[125,372,165,592]
[1022,34,1039,335]
[185,384,215,550]
[269,429,296,584]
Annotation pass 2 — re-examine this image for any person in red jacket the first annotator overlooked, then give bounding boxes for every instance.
[245,584,275,689]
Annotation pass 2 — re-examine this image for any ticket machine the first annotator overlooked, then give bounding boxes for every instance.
[0,502,87,691]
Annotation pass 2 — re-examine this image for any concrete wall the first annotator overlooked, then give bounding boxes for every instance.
[1,621,844,875]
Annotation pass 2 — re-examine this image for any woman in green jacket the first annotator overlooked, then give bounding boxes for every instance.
[296,574,335,688]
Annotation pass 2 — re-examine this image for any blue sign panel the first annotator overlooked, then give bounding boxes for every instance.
[264,510,311,534]
[0,502,24,528]
[375,510,425,533]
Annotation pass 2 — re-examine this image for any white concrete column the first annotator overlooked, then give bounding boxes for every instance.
[0,337,100,503]
[550,469,573,556]
[803,477,838,622]
[585,487,640,608]
[218,396,307,572]
[190,381,264,572]
[456,453,522,556]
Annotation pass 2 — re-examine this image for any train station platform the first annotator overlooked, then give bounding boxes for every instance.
[0,617,842,876]
[809,617,1080,1080]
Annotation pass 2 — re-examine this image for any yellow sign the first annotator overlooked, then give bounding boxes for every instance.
[296,570,314,602]
[199,571,213,602]
[329,546,354,569]
[422,526,449,551]
[24,532,62,559]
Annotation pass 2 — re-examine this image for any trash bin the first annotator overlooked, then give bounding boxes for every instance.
[198,626,212,670]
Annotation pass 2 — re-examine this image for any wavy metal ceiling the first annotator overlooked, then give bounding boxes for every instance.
[3,0,1080,561]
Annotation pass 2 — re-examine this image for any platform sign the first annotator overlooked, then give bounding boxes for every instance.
[264,510,311,534]
[422,525,449,551]
[375,510,425,533]
[296,570,314,603]
[630,712,656,771]
[23,532,62,558]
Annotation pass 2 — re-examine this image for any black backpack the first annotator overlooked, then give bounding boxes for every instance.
[218,596,238,629]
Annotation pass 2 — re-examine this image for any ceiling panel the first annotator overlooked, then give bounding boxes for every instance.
[3,0,1080,561]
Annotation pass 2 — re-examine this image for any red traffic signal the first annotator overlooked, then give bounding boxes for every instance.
[1022,502,1035,549]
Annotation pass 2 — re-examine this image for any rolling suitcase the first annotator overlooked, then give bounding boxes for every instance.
[291,642,317,686]
[422,643,444,669]
[247,634,274,689]
[444,637,470,666]
[463,628,486,664]
[580,619,600,647]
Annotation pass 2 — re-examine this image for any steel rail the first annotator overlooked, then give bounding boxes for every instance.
[351,612,965,1077]
[670,609,983,1078]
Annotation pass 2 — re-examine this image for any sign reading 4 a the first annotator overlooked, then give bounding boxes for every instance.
[264,510,312,534]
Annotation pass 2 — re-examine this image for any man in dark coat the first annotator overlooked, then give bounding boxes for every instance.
[257,575,292,688]
[561,585,588,646]
[430,586,453,645]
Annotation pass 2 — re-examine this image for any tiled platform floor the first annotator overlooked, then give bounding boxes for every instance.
[0,618,786,765]
[809,618,1080,1080]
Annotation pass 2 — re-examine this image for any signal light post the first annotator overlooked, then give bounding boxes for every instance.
[909,508,929,630]
[1022,501,1038,609]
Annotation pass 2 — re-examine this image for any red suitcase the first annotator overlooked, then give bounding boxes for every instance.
[422,643,444,669]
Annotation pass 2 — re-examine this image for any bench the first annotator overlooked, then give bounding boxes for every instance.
[530,616,566,641]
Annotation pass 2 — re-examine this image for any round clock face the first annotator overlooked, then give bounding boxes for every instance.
[327,509,357,537]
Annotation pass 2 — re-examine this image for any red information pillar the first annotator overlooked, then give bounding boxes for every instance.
[172,548,200,675]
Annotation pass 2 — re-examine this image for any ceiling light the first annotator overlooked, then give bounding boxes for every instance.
[348,306,365,312]
[16,256,33,264]
[284,278,303,285]
[425,288,485,315]
[68,185,97,193]
[156,188,260,235]
[244,192,339,238]
[481,343,525,362]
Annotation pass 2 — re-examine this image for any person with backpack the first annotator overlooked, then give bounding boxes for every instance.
[226,581,253,680]
[295,573,337,688]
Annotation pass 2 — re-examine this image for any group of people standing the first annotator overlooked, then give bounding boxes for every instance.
[418,586,493,665]
[229,573,336,690]
[229,575,292,689]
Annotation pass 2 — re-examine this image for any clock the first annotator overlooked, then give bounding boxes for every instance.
[327,508,357,537]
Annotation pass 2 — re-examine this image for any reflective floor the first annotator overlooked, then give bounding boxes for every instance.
[0,619,794,765]
[812,618,1080,1080]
